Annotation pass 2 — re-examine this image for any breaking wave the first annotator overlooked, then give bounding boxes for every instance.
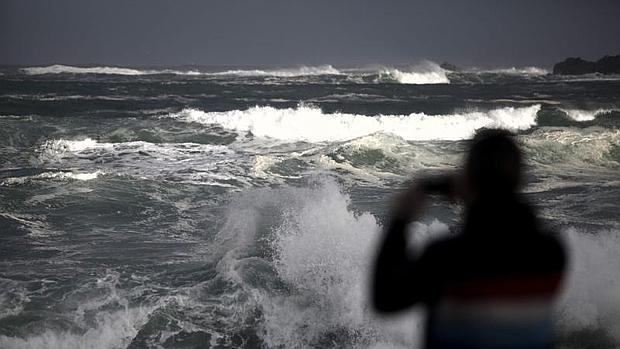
[480,66,550,76]
[21,65,201,76]
[204,179,428,348]
[19,63,553,82]
[21,64,342,78]
[171,104,540,142]
[211,65,341,77]
[561,108,615,122]
[378,62,450,84]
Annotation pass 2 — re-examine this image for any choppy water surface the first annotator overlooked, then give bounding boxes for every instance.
[1,63,619,348]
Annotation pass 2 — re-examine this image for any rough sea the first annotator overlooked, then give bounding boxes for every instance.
[1,62,619,348]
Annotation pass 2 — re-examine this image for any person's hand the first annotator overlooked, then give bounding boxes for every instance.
[391,182,428,222]
[390,173,463,222]
[421,173,463,201]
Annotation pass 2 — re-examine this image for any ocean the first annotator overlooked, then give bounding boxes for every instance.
[0,62,619,348]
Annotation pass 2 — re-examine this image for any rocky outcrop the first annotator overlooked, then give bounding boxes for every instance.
[595,55,620,74]
[553,55,620,75]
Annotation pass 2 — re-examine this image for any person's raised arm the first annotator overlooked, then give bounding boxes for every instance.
[372,175,457,313]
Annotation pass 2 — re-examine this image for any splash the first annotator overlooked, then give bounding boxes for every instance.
[556,227,620,345]
[209,179,426,348]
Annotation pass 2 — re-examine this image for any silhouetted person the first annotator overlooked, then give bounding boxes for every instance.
[372,129,566,349]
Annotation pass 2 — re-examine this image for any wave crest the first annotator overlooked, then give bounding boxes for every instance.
[378,62,450,84]
[211,65,341,77]
[171,104,540,142]
[483,67,549,76]
[561,108,615,122]
[21,65,201,76]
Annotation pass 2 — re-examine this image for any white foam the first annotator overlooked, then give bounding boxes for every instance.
[482,66,550,76]
[210,65,341,77]
[42,171,103,181]
[172,104,540,142]
[379,62,450,84]
[21,65,201,76]
[37,138,248,186]
[42,138,113,153]
[561,108,614,122]
[0,171,103,185]
[40,138,230,157]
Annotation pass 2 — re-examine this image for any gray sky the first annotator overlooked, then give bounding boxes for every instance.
[1,0,619,67]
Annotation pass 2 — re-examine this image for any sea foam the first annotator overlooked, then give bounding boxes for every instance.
[171,104,541,142]
[21,65,201,76]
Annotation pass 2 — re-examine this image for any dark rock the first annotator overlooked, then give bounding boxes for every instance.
[553,55,620,75]
[552,57,596,75]
[595,55,620,74]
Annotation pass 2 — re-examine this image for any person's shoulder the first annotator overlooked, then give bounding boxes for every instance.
[538,230,567,261]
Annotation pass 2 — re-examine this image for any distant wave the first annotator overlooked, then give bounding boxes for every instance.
[378,62,450,84]
[170,104,540,142]
[480,66,550,76]
[18,63,564,82]
[561,108,615,121]
[21,64,343,78]
[21,65,202,76]
[210,65,342,77]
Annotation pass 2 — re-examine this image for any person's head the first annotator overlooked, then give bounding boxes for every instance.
[464,129,523,202]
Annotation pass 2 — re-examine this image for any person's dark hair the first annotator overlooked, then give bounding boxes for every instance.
[465,129,522,198]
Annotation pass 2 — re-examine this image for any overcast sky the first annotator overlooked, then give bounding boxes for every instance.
[1,0,619,68]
